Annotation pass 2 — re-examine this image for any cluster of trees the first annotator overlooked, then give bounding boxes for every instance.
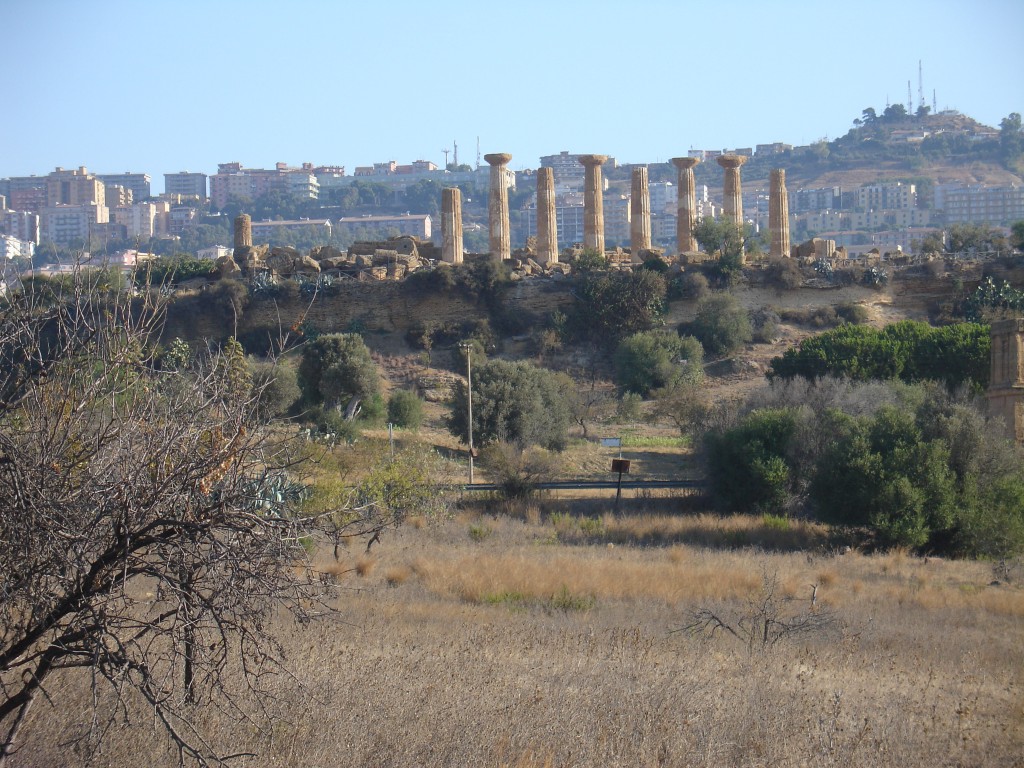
[768,321,990,391]
[705,378,1024,555]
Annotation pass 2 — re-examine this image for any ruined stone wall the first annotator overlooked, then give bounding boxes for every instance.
[232,279,573,344]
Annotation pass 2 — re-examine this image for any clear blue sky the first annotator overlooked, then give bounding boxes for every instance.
[3,0,1022,192]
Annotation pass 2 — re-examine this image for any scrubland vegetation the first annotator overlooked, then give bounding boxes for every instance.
[3,250,1024,766]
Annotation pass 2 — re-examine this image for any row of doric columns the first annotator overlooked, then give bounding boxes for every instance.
[439,151,793,264]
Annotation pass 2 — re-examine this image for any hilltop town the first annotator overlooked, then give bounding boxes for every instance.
[1,106,1022,271]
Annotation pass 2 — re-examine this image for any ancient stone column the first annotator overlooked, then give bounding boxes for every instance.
[630,166,651,261]
[717,154,748,226]
[988,317,1024,444]
[769,168,791,259]
[536,167,558,264]
[484,153,512,261]
[233,213,252,251]
[441,187,464,264]
[670,157,700,254]
[579,154,608,255]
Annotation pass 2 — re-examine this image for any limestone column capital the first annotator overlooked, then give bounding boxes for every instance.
[717,154,748,170]
[483,153,512,167]
[671,157,701,170]
[578,154,608,167]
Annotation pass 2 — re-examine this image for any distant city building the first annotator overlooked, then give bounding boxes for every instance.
[112,201,171,239]
[934,183,1024,225]
[2,176,48,212]
[168,205,198,235]
[539,151,586,193]
[209,162,319,209]
[1,210,40,244]
[857,182,916,210]
[198,245,232,261]
[790,186,844,214]
[164,171,208,200]
[46,167,105,208]
[10,187,47,213]
[250,219,333,244]
[604,195,630,246]
[0,233,34,259]
[335,214,431,240]
[755,142,792,156]
[97,172,151,202]
[105,185,133,208]
[648,181,676,213]
[518,204,585,247]
[40,202,109,245]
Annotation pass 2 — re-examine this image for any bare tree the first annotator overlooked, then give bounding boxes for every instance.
[0,272,390,765]
[677,570,836,655]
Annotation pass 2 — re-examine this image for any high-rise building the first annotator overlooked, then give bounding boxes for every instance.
[46,167,105,208]
[209,162,319,209]
[40,202,109,245]
[97,172,151,202]
[164,171,208,200]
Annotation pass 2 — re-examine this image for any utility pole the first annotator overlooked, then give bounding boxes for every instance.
[442,148,450,168]
[459,342,474,483]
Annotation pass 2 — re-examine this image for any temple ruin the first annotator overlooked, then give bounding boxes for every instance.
[536,167,558,264]
[670,157,700,255]
[579,154,608,255]
[988,317,1024,444]
[441,187,464,264]
[484,153,512,261]
[769,168,791,259]
[717,154,747,227]
[630,166,652,261]
[233,213,252,252]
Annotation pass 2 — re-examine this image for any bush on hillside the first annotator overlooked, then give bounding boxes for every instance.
[684,294,753,356]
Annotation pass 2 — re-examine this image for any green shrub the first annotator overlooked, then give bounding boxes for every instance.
[686,293,752,356]
[768,320,990,391]
[679,271,710,300]
[809,406,958,549]
[613,331,703,396]
[447,360,571,450]
[251,359,301,421]
[705,408,799,514]
[766,258,803,290]
[387,389,424,430]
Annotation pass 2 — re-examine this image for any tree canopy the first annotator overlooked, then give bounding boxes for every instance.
[297,333,380,409]
[569,269,667,348]
[447,359,571,451]
[768,321,990,391]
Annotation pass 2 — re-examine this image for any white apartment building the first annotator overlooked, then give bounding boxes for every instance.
[40,203,109,245]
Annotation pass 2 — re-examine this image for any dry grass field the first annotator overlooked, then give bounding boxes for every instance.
[14,502,1024,767]
[10,276,1024,767]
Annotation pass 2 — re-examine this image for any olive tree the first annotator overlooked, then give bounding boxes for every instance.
[447,359,572,451]
[0,273,390,764]
[297,332,380,412]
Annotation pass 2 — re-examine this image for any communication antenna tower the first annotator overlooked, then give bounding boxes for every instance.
[933,89,937,113]
[453,140,459,168]
[907,80,913,114]
[476,137,481,170]
[442,148,450,167]
[918,60,924,113]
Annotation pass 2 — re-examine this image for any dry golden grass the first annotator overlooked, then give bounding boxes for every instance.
[15,512,1024,767]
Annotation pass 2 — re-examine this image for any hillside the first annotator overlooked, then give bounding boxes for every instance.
[656,109,1024,195]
